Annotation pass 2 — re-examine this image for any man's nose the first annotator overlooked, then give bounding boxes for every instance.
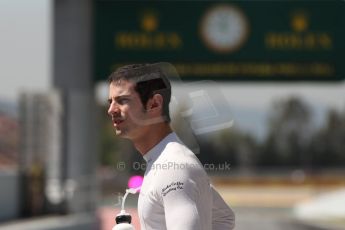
[108,102,120,116]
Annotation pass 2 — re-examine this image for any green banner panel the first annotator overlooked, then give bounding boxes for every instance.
[94,0,345,81]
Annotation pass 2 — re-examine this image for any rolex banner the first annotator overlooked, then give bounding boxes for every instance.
[94,0,345,82]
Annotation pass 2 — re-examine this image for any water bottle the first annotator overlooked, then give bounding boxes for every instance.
[112,188,140,230]
[112,210,134,230]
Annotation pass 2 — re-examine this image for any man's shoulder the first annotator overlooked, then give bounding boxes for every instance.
[164,140,189,152]
[156,141,208,179]
[163,141,199,163]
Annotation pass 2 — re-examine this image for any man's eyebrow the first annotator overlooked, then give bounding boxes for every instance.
[108,94,131,102]
[115,94,131,99]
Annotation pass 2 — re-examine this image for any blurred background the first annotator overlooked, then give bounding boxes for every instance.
[0,0,344,230]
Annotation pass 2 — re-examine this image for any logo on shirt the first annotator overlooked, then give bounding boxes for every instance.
[162,181,184,196]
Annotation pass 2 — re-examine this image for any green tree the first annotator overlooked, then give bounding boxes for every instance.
[99,105,120,166]
[309,109,345,167]
[260,97,313,167]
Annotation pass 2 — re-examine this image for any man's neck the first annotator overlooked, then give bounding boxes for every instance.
[133,124,172,156]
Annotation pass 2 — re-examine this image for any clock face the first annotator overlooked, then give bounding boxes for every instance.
[200,4,249,53]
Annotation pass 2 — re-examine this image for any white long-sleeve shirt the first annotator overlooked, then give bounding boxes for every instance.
[138,132,235,230]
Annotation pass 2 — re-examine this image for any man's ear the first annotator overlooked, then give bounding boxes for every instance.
[147,94,163,111]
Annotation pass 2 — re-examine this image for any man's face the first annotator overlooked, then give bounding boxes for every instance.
[107,80,150,140]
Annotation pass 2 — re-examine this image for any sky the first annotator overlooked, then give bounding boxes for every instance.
[0,0,51,102]
[1,0,344,138]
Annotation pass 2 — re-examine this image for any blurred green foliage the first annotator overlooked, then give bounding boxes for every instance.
[98,97,345,172]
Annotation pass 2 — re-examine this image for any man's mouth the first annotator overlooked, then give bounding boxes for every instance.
[112,119,124,126]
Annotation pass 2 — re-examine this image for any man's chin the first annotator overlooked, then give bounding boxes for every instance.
[115,130,129,138]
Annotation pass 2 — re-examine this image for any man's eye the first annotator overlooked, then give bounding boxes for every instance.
[107,99,112,105]
[118,98,129,104]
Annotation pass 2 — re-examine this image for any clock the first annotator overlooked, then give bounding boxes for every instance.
[200,4,249,53]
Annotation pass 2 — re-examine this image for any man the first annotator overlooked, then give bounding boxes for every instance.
[107,63,235,230]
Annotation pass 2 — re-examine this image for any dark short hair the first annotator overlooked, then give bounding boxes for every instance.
[108,63,171,122]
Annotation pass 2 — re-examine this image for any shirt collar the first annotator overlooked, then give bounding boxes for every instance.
[143,132,179,164]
